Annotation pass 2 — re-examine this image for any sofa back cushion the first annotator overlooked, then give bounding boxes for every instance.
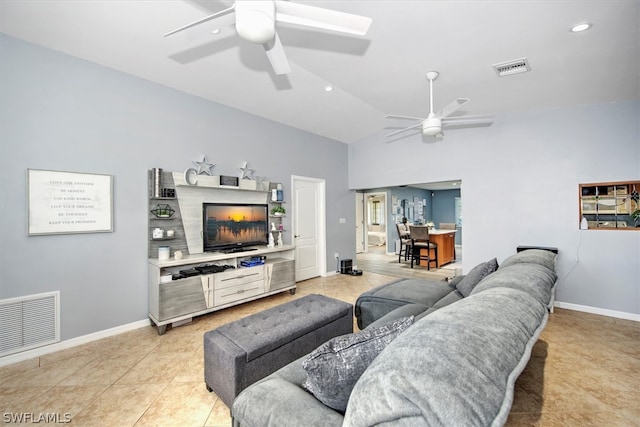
[500,249,557,272]
[471,262,557,306]
[344,287,548,427]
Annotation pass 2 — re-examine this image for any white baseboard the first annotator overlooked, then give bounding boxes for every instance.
[0,318,152,367]
[2,301,636,367]
[554,301,640,322]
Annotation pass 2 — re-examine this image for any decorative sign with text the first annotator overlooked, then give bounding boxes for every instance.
[27,169,113,235]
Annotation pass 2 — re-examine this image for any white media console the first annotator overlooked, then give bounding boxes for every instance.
[149,245,295,335]
[147,169,294,335]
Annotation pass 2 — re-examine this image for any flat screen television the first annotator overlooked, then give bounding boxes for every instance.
[202,202,269,253]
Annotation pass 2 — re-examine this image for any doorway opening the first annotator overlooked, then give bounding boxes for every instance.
[355,181,463,276]
[365,192,388,253]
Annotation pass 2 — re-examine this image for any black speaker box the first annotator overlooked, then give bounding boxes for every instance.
[340,259,353,274]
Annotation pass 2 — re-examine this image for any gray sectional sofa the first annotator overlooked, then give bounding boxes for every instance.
[354,256,498,330]
[232,249,558,427]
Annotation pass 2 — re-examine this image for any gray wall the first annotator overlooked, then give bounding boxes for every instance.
[349,101,640,316]
[0,35,353,340]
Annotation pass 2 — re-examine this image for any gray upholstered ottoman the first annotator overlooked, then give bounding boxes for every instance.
[204,294,353,407]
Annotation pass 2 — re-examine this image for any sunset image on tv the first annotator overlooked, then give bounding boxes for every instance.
[204,204,268,248]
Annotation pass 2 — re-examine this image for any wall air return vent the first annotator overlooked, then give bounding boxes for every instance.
[492,58,531,77]
[0,291,60,357]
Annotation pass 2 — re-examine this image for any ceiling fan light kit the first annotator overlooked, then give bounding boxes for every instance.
[164,0,372,75]
[385,71,494,139]
[423,117,442,136]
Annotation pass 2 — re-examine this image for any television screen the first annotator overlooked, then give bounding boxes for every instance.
[203,203,269,252]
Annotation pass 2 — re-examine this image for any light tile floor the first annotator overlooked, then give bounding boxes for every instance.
[1,270,638,426]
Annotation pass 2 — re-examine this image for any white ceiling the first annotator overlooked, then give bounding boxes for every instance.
[1,0,638,144]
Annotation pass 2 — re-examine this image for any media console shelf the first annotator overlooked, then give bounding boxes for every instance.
[149,245,295,335]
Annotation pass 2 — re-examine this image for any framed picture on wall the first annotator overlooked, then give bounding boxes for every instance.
[27,169,114,235]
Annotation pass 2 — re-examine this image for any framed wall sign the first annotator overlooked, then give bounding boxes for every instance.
[27,169,114,235]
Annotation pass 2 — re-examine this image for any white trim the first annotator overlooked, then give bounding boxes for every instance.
[554,301,640,322]
[0,318,151,367]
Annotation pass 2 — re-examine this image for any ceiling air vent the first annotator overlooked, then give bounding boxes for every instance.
[492,58,531,77]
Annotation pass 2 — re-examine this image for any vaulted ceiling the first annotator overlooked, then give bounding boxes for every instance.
[1,0,638,144]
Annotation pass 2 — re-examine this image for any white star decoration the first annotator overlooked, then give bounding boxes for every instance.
[193,156,214,175]
[239,161,255,180]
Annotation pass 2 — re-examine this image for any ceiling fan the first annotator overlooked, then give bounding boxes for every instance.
[164,0,372,75]
[385,71,493,139]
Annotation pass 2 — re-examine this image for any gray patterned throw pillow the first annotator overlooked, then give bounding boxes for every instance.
[302,316,414,412]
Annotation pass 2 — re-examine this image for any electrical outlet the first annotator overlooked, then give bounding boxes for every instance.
[335,252,339,259]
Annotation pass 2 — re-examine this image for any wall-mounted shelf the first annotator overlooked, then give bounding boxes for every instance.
[175,184,268,193]
[579,181,640,230]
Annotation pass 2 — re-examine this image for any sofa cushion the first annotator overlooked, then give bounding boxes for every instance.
[343,287,548,427]
[233,356,346,427]
[365,304,427,330]
[302,316,414,412]
[455,258,498,297]
[500,249,557,272]
[471,262,557,306]
[363,279,453,305]
[355,278,453,329]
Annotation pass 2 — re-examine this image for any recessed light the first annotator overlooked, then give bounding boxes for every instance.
[211,29,221,35]
[570,22,592,33]
[324,85,333,92]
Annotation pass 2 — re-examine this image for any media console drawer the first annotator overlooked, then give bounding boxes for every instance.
[214,267,265,290]
[214,280,264,307]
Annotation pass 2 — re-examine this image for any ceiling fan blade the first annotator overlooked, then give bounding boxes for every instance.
[163,6,235,37]
[264,32,291,75]
[442,115,494,126]
[443,114,494,121]
[436,98,470,119]
[385,122,423,138]
[385,114,427,121]
[275,0,372,35]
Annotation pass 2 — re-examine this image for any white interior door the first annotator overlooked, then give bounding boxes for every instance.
[355,193,365,253]
[292,176,326,281]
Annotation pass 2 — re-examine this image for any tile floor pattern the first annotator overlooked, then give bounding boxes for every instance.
[1,272,638,426]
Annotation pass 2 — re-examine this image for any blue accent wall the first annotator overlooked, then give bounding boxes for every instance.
[432,189,461,245]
